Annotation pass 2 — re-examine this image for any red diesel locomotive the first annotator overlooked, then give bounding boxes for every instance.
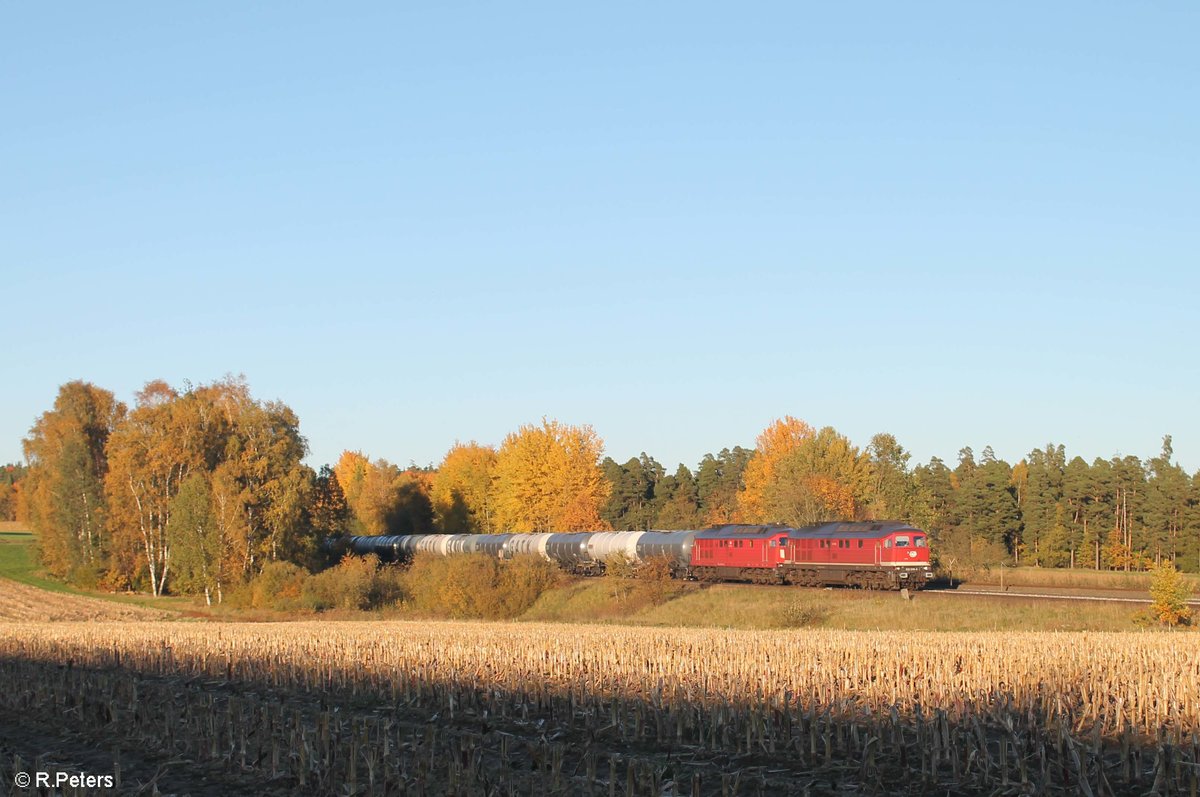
[690,522,933,589]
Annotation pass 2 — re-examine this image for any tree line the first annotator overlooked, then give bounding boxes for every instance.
[7,380,1200,600]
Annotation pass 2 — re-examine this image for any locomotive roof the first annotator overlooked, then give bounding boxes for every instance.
[788,522,921,539]
[695,524,792,538]
[695,522,922,540]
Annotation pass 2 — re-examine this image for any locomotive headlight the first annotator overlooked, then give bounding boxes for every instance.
[908,551,916,558]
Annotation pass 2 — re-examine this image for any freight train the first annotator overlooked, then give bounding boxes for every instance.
[336,521,933,590]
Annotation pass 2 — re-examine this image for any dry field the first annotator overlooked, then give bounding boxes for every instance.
[0,578,173,622]
[2,621,1199,795]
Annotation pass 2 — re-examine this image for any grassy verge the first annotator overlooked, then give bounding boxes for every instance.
[521,579,1148,632]
[962,565,1200,592]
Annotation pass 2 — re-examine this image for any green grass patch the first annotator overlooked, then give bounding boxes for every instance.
[0,532,79,594]
[0,531,190,613]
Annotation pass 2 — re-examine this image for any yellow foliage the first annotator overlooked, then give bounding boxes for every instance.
[1149,561,1193,627]
[492,419,611,532]
[431,442,498,533]
[739,416,815,522]
[333,451,371,524]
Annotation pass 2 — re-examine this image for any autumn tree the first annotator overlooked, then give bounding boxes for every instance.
[492,418,611,532]
[0,464,26,522]
[739,416,814,522]
[1148,560,1193,627]
[381,466,435,535]
[168,472,223,604]
[105,377,311,595]
[22,382,126,578]
[431,443,498,533]
[738,419,871,526]
[332,450,371,531]
[310,465,351,538]
[347,459,433,535]
[105,381,226,595]
[211,381,312,570]
[764,427,872,525]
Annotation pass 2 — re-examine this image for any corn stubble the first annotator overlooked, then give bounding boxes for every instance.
[1,622,1198,795]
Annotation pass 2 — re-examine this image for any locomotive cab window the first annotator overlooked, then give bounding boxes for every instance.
[895,536,911,548]
[915,535,927,547]
[884,539,893,548]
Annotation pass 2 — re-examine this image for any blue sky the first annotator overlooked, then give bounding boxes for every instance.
[2,2,1197,474]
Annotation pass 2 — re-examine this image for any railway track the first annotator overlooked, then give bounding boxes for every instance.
[920,584,1200,605]
[705,579,1200,605]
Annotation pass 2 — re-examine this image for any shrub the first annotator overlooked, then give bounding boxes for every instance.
[401,552,563,620]
[602,553,680,612]
[780,598,829,628]
[246,561,308,611]
[497,556,563,617]
[1149,561,1193,627]
[68,564,103,591]
[633,555,680,605]
[302,556,406,612]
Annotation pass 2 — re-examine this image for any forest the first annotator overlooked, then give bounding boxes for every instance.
[4,377,1198,600]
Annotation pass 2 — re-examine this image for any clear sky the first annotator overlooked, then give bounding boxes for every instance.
[2,2,1197,474]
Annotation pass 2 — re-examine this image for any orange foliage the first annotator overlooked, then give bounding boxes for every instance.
[807,475,856,519]
[739,416,814,522]
[739,420,871,525]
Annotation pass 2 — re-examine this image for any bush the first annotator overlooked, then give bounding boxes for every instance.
[497,556,563,617]
[302,556,406,611]
[247,561,308,611]
[779,598,829,628]
[227,557,406,613]
[401,552,562,620]
[603,553,681,613]
[1148,561,1193,627]
[68,564,103,591]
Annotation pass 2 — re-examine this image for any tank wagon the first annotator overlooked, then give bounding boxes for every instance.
[338,521,932,589]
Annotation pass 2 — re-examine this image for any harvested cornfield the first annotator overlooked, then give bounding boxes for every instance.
[0,579,173,622]
[1,621,1199,795]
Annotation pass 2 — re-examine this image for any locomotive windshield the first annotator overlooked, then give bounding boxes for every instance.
[915,535,927,547]
[894,535,911,548]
